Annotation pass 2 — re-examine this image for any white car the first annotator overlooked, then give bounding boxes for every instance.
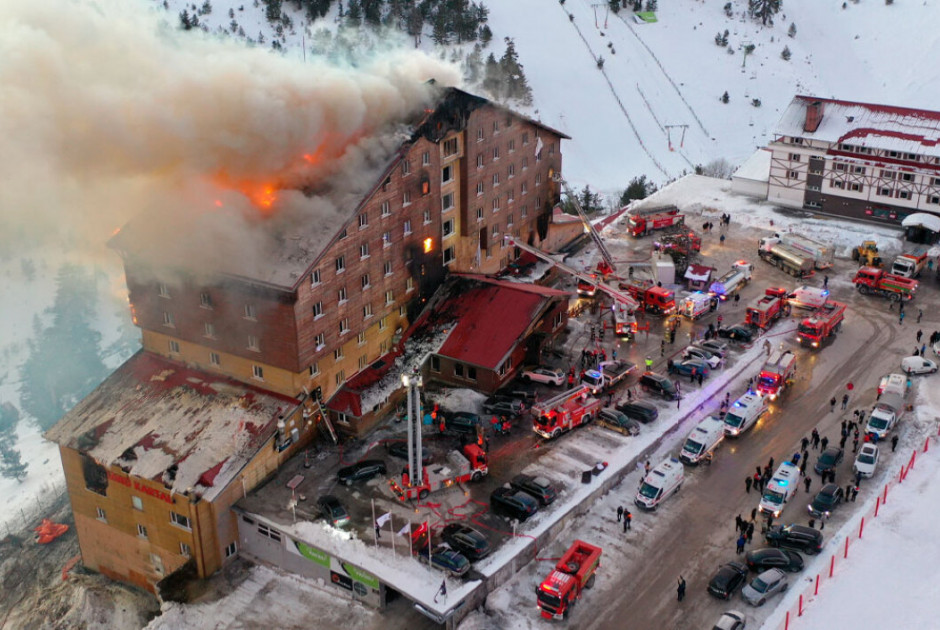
[520,366,566,386]
[682,345,722,369]
[713,610,747,630]
[854,443,880,478]
[901,356,938,375]
[741,568,789,606]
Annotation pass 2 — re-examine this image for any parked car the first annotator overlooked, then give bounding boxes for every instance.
[482,396,526,416]
[854,443,880,478]
[441,523,491,561]
[638,372,680,400]
[741,568,789,606]
[510,474,558,506]
[717,325,756,343]
[521,366,566,386]
[707,561,749,599]
[814,447,844,475]
[337,460,387,485]
[683,345,723,368]
[696,339,729,359]
[417,545,470,577]
[901,356,938,375]
[615,400,659,424]
[597,408,641,436]
[446,412,483,436]
[712,610,747,630]
[386,441,433,465]
[668,358,711,379]
[490,486,539,521]
[316,495,350,528]
[744,547,804,573]
[765,524,824,555]
[808,483,844,518]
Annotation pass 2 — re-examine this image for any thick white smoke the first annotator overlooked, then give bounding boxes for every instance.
[0,0,460,276]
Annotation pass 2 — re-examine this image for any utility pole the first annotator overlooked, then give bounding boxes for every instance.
[664,124,689,151]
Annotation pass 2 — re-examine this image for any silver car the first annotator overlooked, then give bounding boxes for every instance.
[713,610,747,630]
[741,568,788,606]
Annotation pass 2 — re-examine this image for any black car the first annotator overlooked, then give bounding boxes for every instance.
[615,400,659,424]
[814,447,844,475]
[765,524,824,555]
[808,483,844,518]
[441,523,491,561]
[510,474,558,506]
[417,545,470,577]
[490,486,539,521]
[717,325,756,343]
[638,372,680,401]
[336,459,387,485]
[386,441,433,465]
[316,495,350,528]
[744,547,804,573]
[707,561,749,599]
[445,412,483,436]
[482,396,525,416]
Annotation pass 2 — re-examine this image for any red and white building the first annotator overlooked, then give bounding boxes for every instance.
[767,96,940,225]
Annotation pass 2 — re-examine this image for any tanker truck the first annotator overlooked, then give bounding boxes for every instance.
[758,240,814,278]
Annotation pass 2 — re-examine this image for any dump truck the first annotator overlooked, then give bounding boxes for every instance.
[890,245,930,279]
[756,350,797,400]
[759,233,834,269]
[852,240,883,268]
[745,287,791,329]
[536,540,602,620]
[758,240,815,277]
[628,205,685,237]
[532,386,602,440]
[853,267,918,302]
[392,443,488,501]
[796,301,846,348]
[709,261,754,300]
[581,360,637,394]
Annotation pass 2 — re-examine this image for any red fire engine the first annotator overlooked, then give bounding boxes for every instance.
[536,540,602,620]
[744,287,791,329]
[532,385,602,440]
[628,205,685,237]
[796,301,846,348]
[391,443,488,501]
[756,350,797,400]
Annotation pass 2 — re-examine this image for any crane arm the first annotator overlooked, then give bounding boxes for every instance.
[554,175,617,275]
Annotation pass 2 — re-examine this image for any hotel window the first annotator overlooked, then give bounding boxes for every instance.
[401,159,410,176]
[852,166,866,175]
[878,187,891,196]
[309,362,320,376]
[476,207,484,221]
[137,524,148,539]
[209,352,221,366]
[384,260,393,276]
[339,228,347,239]
[379,316,388,331]
[929,196,940,205]
[132,496,143,511]
[252,365,263,380]
[338,286,348,303]
[385,290,394,305]
[363,303,373,319]
[244,304,256,320]
[522,132,529,145]
[200,292,212,308]
[359,355,368,370]
[169,340,180,354]
[311,269,321,286]
[334,347,344,360]
[422,151,430,166]
[339,318,349,335]
[477,128,485,142]
[380,340,389,354]
[313,301,323,318]
[203,323,215,338]
[507,189,515,204]
[788,171,799,180]
[535,173,542,186]
[476,154,484,168]
[521,181,528,195]
[493,146,500,160]
[442,193,454,212]
[442,164,453,184]
[522,157,528,170]
[898,190,911,200]
[381,201,391,216]
[522,204,528,218]
[180,542,192,557]
[549,142,555,156]
[335,372,345,387]
[507,213,514,227]
[443,138,458,157]
[381,177,391,192]
[476,181,484,196]
[492,224,500,238]
[170,512,192,530]
[361,274,371,290]
[508,139,515,152]
[96,507,107,522]
[225,542,237,558]
[789,153,801,161]
[467,367,477,381]
[508,163,515,178]
[430,356,440,372]
[492,197,500,211]
[403,220,412,235]
[492,120,499,133]
[406,277,414,292]
[360,242,370,258]
[315,333,325,349]
[455,364,464,378]
[403,191,412,206]
[901,173,914,182]
[383,231,392,247]
[492,173,500,187]
[832,180,845,189]
[423,209,431,224]
[399,305,407,317]
[358,213,368,229]
[162,312,174,328]
[933,177,940,186]
[357,332,367,346]
[850,183,863,192]
[443,219,455,238]
[158,283,170,298]
[335,256,346,273]
[834,163,846,172]
[421,179,430,195]
[444,247,455,265]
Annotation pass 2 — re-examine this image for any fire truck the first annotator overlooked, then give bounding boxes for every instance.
[618,280,677,315]
[627,205,686,237]
[532,385,602,440]
[391,443,488,501]
[853,267,918,302]
[756,350,797,400]
[536,540,602,620]
[796,301,846,348]
[744,287,791,329]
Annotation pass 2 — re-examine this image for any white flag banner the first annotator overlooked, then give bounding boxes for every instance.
[534,136,544,157]
[397,522,411,536]
[376,512,392,528]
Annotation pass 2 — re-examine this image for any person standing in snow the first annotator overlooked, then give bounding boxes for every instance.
[617,505,624,522]
[736,534,746,554]
[677,576,686,601]
[624,510,632,531]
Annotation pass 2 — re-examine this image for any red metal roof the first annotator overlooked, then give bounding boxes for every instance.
[436,279,561,369]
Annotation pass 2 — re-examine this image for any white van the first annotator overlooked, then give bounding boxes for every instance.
[635,457,685,510]
[866,392,904,440]
[679,416,726,465]
[759,461,801,518]
[878,373,909,398]
[723,393,770,437]
[788,286,829,310]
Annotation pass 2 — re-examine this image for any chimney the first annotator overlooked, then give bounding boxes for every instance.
[804,100,825,133]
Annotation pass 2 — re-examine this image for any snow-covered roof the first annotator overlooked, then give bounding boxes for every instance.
[45,351,300,501]
[684,264,713,282]
[732,149,772,182]
[775,95,940,158]
[902,212,940,232]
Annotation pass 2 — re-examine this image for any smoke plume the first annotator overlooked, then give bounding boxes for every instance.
[0,0,460,280]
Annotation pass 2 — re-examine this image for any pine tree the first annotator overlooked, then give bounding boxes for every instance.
[788,22,797,38]
[200,0,212,15]
[431,9,449,45]
[465,45,484,84]
[179,9,193,29]
[499,38,533,106]
[346,0,362,25]
[645,0,657,12]
[406,5,422,46]
[608,0,621,13]
[724,2,733,17]
[479,24,492,46]
[721,91,730,104]
[263,0,282,22]
[781,45,791,60]
[362,0,382,26]
[748,0,780,26]
[482,52,502,100]
[619,176,657,204]
[0,446,28,482]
